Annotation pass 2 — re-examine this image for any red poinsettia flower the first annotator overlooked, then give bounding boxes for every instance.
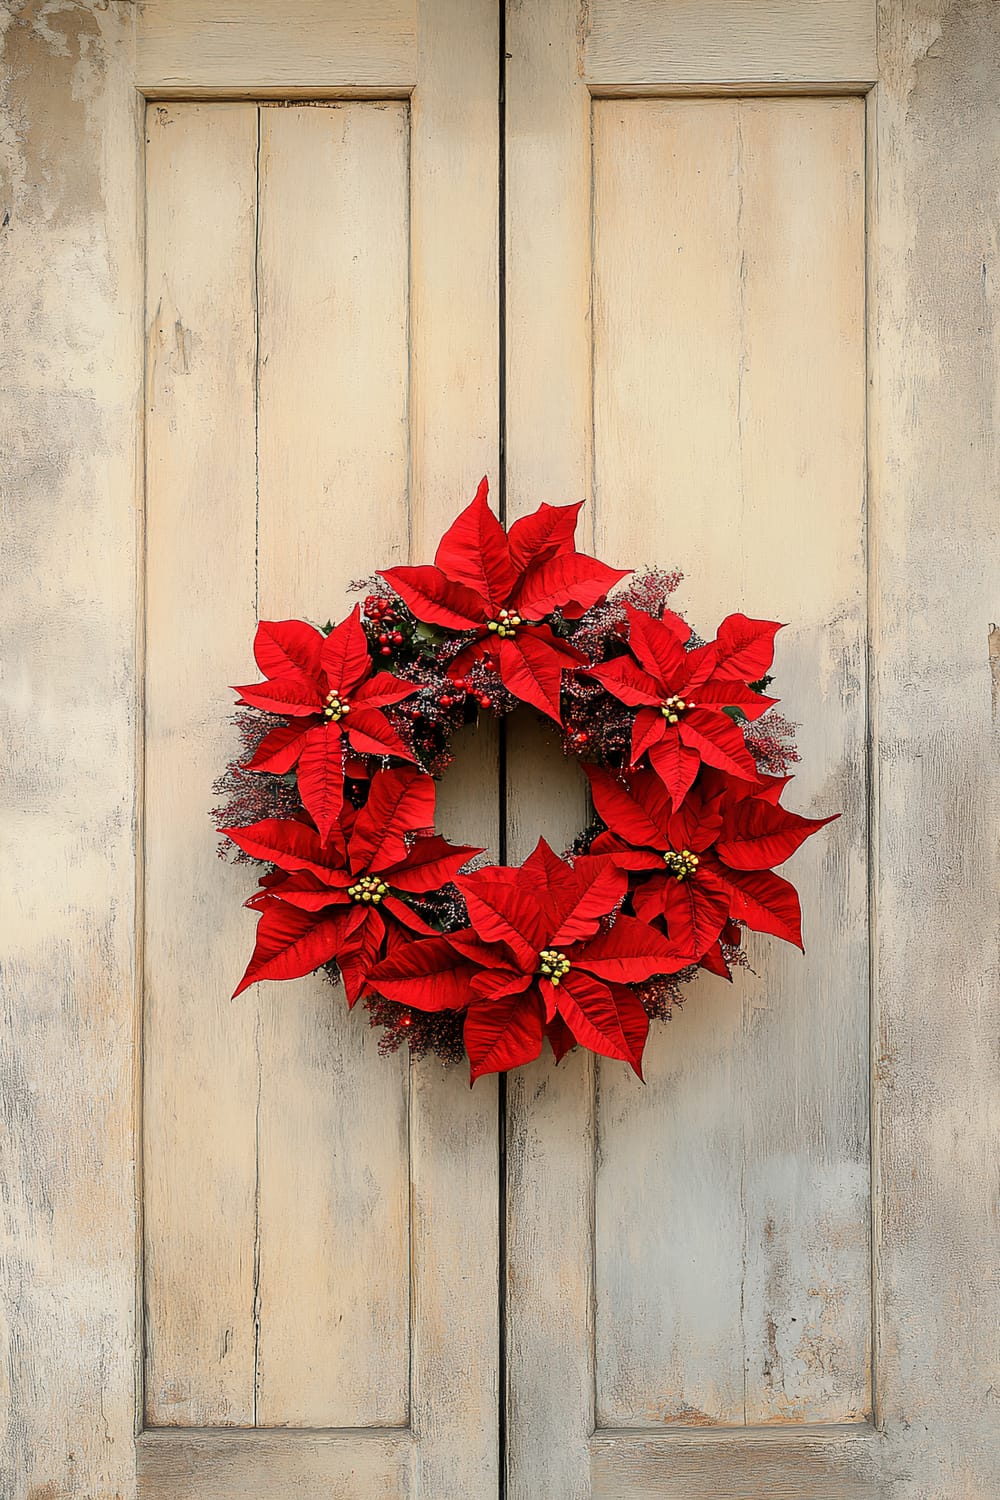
[379,478,629,722]
[587,604,780,806]
[586,764,836,973]
[233,606,418,841]
[369,839,682,1082]
[225,769,480,1002]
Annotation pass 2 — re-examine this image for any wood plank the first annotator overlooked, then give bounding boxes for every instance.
[253,101,411,1428]
[137,1429,410,1499]
[869,1,1000,1492]
[143,101,261,1428]
[590,1424,880,1498]
[503,3,599,1497]
[406,0,501,1491]
[591,96,869,1429]
[584,0,876,88]
[136,0,415,94]
[0,3,144,1493]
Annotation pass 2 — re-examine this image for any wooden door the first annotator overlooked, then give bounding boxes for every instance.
[503,2,999,1498]
[6,2,1000,1498]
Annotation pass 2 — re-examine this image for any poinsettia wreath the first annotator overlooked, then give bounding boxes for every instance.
[215,480,835,1083]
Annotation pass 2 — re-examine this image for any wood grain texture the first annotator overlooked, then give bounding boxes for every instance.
[591,97,869,1430]
[0,2,143,1495]
[254,101,411,1428]
[406,1,502,1493]
[136,0,416,94]
[868,2,1000,1495]
[591,1424,881,1499]
[584,0,877,88]
[503,1,598,1496]
[137,1429,410,1499]
[143,100,261,1429]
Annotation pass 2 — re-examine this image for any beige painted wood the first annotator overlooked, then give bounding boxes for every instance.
[253,101,411,1428]
[591,97,869,1430]
[141,0,499,1488]
[144,102,262,1427]
[405,3,502,1493]
[505,2,874,1495]
[866,0,1000,1492]
[137,1429,411,1499]
[136,0,415,95]
[0,2,144,1494]
[584,0,876,89]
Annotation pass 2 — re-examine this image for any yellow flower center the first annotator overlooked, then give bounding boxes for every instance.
[538,948,571,986]
[347,875,388,904]
[324,692,351,722]
[486,607,522,640]
[660,694,689,725]
[663,848,699,882]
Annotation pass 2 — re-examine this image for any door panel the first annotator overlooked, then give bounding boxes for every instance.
[505,3,874,1495]
[140,0,499,1488]
[591,97,869,1431]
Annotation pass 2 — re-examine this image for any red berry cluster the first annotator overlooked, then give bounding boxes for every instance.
[363,593,405,657]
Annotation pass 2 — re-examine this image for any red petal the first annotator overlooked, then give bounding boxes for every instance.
[265,871,352,910]
[446,637,493,681]
[222,816,342,877]
[679,709,760,780]
[646,733,700,808]
[585,765,669,849]
[351,671,418,710]
[574,913,678,983]
[666,789,725,854]
[713,865,803,947]
[554,971,648,1079]
[337,913,385,1006]
[471,969,534,1002]
[379,564,487,630]
[457,872,547,969]
[233,672,319,716]
[381,895,439,935]
[698,941,733,981]
[369,934,480,1011]
[507,500,584,572]
[385,834,481,892]
[717,801,837,870]
[319,606,372,695]
[689,679,778,721]
[590,656,663,707]
[631,707,668,764]
[253,619,324,682]
[434,477,517,610]
[464,990,545,1084]
[547,855,627,945]
[679,642,719,693]
[233,904,361,996]
[244,723,311,774]
[515,552,630,619]
[349,767,436,873]
[343,706,416,762]
[659,874,731,962]
[714,613,783,680]
[545,1012,578,1064]
[498,634,569,723]
[297,723,346,844]
[624,604,688,685]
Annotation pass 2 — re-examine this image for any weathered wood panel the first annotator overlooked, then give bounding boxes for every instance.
[0,1,144,1495]
[584,0,877,89]
[136,0,415,95]
[868,1,1000,1494]
[143,100,261,1429]
[591,96,869,1429]
[254,100,411,1429]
